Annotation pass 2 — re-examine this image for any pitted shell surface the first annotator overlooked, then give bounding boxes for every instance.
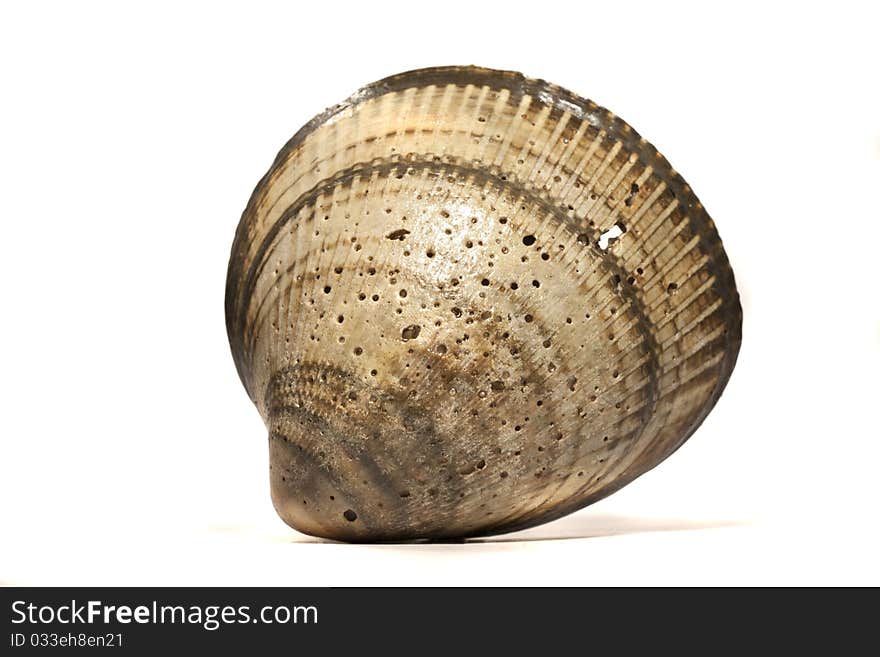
[226,66,742,541]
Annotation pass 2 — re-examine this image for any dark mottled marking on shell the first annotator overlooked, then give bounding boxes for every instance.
[226,66,742,542]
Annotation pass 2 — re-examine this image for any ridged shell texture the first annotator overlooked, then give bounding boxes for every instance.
[226,66,742,541]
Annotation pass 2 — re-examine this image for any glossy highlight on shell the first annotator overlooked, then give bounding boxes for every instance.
[225,66,742,541]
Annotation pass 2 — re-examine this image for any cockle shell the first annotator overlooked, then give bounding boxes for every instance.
[225,66,742,541]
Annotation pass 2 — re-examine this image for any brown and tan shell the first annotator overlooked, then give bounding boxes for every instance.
[225,66,742,541]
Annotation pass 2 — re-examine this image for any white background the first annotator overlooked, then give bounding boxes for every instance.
[1,1,878,586]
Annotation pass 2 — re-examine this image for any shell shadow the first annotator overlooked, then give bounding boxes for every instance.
[287,512,747,545]
[466,512,747,543]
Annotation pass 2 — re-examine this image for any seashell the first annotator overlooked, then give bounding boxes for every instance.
[225,66,742,541]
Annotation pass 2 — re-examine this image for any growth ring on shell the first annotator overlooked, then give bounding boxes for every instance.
[225,66,742,541]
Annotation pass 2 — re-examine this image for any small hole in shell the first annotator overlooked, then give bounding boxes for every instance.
[598,222,626,250]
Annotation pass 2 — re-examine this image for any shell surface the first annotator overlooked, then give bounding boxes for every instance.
[226,66,742,541]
